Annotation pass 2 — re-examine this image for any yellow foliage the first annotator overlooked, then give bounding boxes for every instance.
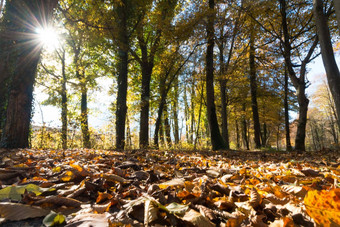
[304,188,340,226]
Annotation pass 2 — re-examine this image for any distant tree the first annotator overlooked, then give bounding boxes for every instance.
[0,0,57,148]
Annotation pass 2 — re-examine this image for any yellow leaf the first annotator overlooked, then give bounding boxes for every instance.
[304,188,340,226]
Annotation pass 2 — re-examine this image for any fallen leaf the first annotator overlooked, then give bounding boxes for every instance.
[281,185,307,198]
[0,202,50,221]
[304,188,340,226]
[159,178,185,189]
[35,195,82,207]
[165,202,189,215]
[43,211,66,227]
[181,209,215,227]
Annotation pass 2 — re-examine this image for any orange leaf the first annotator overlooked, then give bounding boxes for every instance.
[304,188,340,226]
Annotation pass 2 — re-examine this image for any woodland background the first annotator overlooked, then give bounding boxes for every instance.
[0,0,340,152]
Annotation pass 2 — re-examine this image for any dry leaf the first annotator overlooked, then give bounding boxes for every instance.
[281,185,307,198]
[0,202,50,221]
[249,188,261,208]
[304,188,340,226]
[182,209,215,227]
[35,195,82,207]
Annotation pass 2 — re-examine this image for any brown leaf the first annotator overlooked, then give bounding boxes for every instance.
[269,217,295,227]
[214,199,235,211]
[96,192,113,204]
[0,202,50,221]
[182,209,215,227]
[300,169,320,177]
[195,205,216,221]
[103,173,130,183]
[249,214,267,227]
[249,188,261,208]
[65,213,111,227]
[281,185,307,198]
[92,201,111,214]
[35,195,81,207]
[144,199,158,225]
[265,194,289,205]
[210,183,231,196]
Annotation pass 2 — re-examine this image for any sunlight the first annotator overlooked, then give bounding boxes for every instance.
[36,27,60,51]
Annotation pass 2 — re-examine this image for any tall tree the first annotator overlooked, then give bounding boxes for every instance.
[279,0,319,151]
[313,0,340,130]
[115,0,129,150]
[130,0,178,148]
[249,22,262,149]
[206,0,227,150]
[0,0,57,148]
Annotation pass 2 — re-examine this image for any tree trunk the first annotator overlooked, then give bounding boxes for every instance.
[218,41,230,149]
[334,0,340,34]
[115,2,129,150]
[0,0,57,148]
[139,63,152,148]
[61,51,68,149]
[194,84,204,150]
[206,0,226,150]
[164,102,172,147]
[262,122,267,147]
[314,0,340,131]
[153,77,167,148]
[172,83,180,144]
[249,27,262,149]
[190,84,195,144]
[284,67,292,151]
[236,119,240,149]
[81,84,90,148]
[220,80,230,149]
[280,0,318,152]
[159,118,165,146]
[242,107,249,150]
[295,85,309,151]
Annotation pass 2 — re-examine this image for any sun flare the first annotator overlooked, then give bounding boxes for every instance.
[36,27,60,51]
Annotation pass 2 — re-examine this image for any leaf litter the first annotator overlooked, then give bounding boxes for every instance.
[0,148,338,226]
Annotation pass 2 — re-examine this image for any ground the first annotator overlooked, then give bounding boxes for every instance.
[0,148,339,226]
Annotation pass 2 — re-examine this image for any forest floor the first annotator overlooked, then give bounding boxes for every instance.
[0,148,339,226]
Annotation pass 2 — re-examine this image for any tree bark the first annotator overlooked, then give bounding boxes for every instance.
[61,51,68,149]
[314,0,340,131]
[172,82,180,144]
[249,27,262,149]
[164,102,172,147]
[190,83,195,143]
[294,82,309,151]
[284,66,292,151]
[80,84,90,148]
[115,1,129,150]
[206,0,226,150]
[154,81,167,147]
[236,119,240,149]
[242,103,249,150]
[0,0,57,148]
[334,0,340,34]
[219,80,230,149]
